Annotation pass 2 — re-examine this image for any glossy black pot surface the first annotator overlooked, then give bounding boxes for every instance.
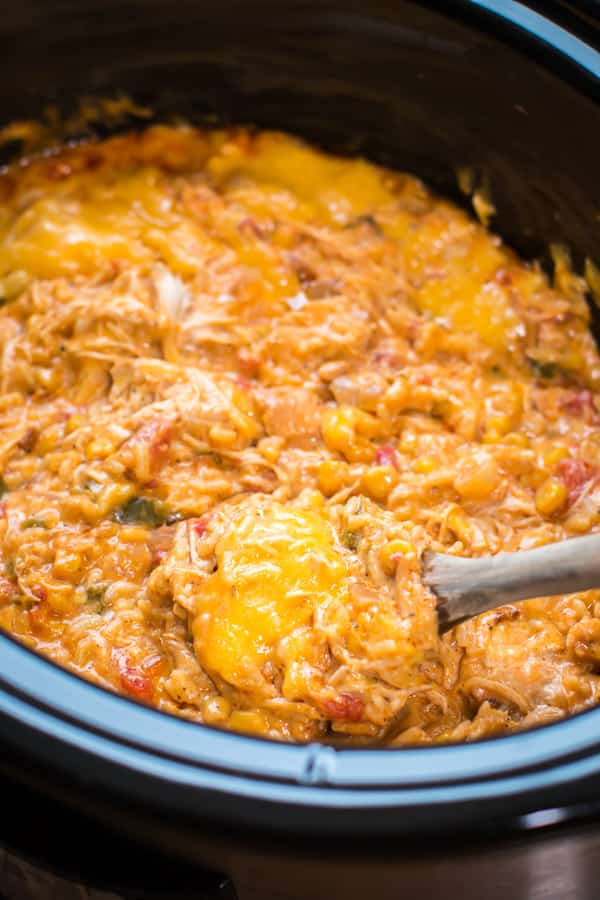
[0,2,599,898]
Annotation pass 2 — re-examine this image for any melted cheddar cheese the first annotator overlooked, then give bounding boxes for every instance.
[190,501,348,691]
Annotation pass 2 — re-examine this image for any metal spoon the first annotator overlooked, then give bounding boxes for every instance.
[423,532,600,631]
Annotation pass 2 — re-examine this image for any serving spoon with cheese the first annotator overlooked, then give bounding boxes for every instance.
[423,532,600,631]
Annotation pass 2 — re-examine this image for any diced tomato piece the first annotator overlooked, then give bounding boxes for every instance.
[321,692,364,722]
[137,418,174,471]
[414,372,432,386]
[494,268,512,287]
[562,390,600,425]
[192,516,209,537]
[150,547,168,568]
[556,458,598,503]
[113,651,153,702]
[237,348,261,379]
[375,445,400,469]
[148,524,176,568]
[28,602,48,630]
[120,667,153,701]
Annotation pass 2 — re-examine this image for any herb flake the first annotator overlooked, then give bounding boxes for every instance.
[527,357,560,380]
[113,496,168,527]
[21,517,48,530]
[342,529,360,552]
[86,583,108,612]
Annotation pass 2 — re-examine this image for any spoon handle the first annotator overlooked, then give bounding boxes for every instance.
[423,533,600,630]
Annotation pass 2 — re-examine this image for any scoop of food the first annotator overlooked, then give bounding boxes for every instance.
[155,492,438,740]
[156,488,600,741]
[424,533,600,631]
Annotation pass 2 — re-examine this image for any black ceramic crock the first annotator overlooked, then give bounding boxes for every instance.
[0,2,599,898]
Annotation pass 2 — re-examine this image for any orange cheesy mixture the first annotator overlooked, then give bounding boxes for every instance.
[0,125,599,744]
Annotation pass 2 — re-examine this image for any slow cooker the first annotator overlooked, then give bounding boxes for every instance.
[0,2,599,898]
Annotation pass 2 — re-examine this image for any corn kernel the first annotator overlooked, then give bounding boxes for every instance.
[483,414,512,442]
[413,456,437,474]
[297,489,325,510]
[0,607,16,630]
[321,406,375,463]
[321,407,356,442]
[10,460,35,484]
[60,495,101,525]
[208,424,238,448]
[36,426,61,455]
[400,431,418,454]
[36,367,60,392]
[383,377,409,414]
[66,414,86,434]
[361,465,398,502]
[454,455,501,501]
[258,436,283,463]
[230,384,257,419]
[53,552,83,580]
[119,526,151,543]
[542,445,569,469]
[86,437,114,460]
[45,584,75,614]
[504,432,530,448]
[228,709,267,735]
[482,429,502,445]
[344,437,375,463]
[535,477,568,516]
[354,408,383,440]
[317,460,347,497]
[380,539,415,575]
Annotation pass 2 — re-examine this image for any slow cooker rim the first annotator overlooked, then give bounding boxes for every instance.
[3,625,600,794]
[0,0,598,814]
[452,0,600,83]
[5,646,600,836]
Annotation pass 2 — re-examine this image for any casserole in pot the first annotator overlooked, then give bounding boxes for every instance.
[1,123,600,748]
[0,2,598,899]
